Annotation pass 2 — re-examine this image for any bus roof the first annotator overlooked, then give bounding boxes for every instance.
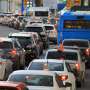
[61,10,90,16]
[28,7,49,11]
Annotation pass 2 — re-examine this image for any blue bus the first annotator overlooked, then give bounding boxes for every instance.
[58,7,90,45]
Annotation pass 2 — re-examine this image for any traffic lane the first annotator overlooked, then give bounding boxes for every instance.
[0,25,90,90]
[0,25,19,37]
[77,69,90,90]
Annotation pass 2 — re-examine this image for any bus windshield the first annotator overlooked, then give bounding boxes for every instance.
[35,11,48,17]
[64,20,90,29]
[71,6,90,11]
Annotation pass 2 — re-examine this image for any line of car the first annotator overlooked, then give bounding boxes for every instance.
[0,16,90,90]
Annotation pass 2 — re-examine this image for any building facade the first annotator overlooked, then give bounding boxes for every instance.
[0,0,21,13]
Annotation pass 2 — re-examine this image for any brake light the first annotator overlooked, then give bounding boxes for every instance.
[16,86,21,90]
[9,49,17,56]
[75,63,80,71]
[0,62,6,64]
[59,75,68,81]
[85,48,90,56]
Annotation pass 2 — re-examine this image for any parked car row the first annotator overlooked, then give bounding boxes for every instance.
[0,15,58,44]
[0,15,27,30]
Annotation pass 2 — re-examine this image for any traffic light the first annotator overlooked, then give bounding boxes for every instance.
[66,0,72,10]
[24,0,27,7]
[74,0,81,6]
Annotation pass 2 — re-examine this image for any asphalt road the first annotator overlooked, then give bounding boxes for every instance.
[0,25,90,90]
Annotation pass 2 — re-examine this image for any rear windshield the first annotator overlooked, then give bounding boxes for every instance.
[29,62,64,71]
[9,75,53,86]
[47,51,78,61]
[24,27,43,33]
[0,41,12,49]
[9,37,32,48]
[63,41,89,48]
[44,26,54,31]
[64,20,90,29]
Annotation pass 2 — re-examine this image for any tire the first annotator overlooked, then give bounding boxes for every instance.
[76,81,82,88]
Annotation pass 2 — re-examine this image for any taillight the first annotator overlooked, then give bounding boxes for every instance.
[75,63,80,71]
[59,75,68,81]
[85,48,90,56]
[0,62,6,64]
[16,86,21,90]
[9,49,17,56]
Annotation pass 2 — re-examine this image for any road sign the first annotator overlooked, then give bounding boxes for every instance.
[43,0,58,9]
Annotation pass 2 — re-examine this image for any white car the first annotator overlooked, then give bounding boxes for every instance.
[62,39,90,68]
[0,57,13,80]
[24,23,48,49]
[27,59,76,90]
[7,70,71,90]
[43,24,57,43]
[45,48,86,87]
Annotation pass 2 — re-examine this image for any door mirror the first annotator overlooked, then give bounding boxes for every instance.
[64,82,72,87]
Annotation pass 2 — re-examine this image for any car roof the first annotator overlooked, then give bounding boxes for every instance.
[0,81,25,87]
[63,39,89,42]
[64,46,80,50]
[9,32,38,37]
[47,48,79,53]
[9,70,55,76]
[25,23,44,27]
[43,24,54,27]
[0,37,14,42]
[31,59,65,63]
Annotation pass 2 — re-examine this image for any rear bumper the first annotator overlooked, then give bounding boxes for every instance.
[75,71,85,83]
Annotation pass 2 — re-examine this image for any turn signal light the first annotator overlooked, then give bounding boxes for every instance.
[59,75,68,81]
[9,49,17,56]
[0,62,6,64]
[85,48,90,56]
[75,63,80,71]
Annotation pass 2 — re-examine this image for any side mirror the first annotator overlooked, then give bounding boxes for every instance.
[60,82,72,88]
[64,82,72,87]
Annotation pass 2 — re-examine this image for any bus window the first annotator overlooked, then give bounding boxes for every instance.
[35,11,48,17]
[64,20,90,29]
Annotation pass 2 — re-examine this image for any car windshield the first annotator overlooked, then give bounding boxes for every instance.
[0,41,12,49]
[29,62,64,71]
[9,75,53,86]
[44,26,54,31]
[0,87,17,90]
[63,41,89,48]
[24,27,43,33]
[47,51,78,61]
[9,37,32,48]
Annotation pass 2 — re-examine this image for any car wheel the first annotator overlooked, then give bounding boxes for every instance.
[76,81,82,88]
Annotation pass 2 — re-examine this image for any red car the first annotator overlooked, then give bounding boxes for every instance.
[0,81,28,90]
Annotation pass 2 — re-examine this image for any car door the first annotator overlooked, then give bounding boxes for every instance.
[14,40,25,66]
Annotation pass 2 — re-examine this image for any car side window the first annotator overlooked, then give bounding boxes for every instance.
[14,41,20,48]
